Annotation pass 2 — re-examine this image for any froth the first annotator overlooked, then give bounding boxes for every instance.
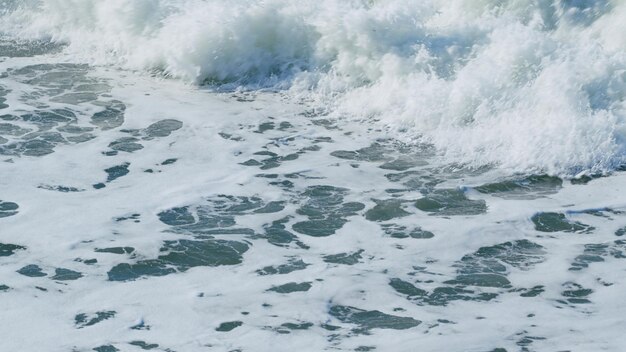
[2,0,625,175]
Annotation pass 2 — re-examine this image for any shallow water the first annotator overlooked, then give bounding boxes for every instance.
[0,51,625,352]
[1,3,626,351]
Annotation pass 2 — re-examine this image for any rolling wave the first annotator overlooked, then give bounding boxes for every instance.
[2,0,625,175]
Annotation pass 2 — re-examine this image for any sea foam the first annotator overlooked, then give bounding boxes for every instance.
[1,0,625,175]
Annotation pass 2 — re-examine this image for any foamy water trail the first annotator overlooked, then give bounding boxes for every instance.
[1,0,626,175]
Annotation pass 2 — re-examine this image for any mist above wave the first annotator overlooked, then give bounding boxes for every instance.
[1,0,626,175]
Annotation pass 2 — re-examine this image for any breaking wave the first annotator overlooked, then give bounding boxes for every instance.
[2,0,626,175]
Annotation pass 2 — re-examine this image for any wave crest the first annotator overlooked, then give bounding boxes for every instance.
[2,0,626,175]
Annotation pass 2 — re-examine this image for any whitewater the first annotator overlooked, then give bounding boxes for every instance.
[1,1,626,351]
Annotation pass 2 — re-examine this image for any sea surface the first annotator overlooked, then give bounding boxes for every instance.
[1,1,626,351]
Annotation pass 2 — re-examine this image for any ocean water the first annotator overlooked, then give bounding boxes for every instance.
[0,1,626,351]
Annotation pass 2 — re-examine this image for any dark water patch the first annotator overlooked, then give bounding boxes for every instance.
[0,136,6,144]
[218,132,244,141]
[445,273,511,288]
[388,279,496,306]
[130,319,150,330]
[331,145,387,162]
[423,287,498,306]
[257,258,309,276]
[255,201,286,214]
[559,282,593,305]
[158,195,284,236]
[22,109,75,126]
[385,170,439,191]
[38,184,84,192]
[292,217,346,237]
[394,241,545,306]
[105,163,130,182]
[51,268,83,281]
[0,66,123,156]
[143,119,183,139]
[575,207,622,218]
[115,213,140,222]
[22,131,66,143]
[21,140,55,156]
[17,264,46,277]
[570,240,626,271]
[532,212,594,233]
[128,341,159,350]
[389,278,428,298]
[241,150,300,170]
[216,321,243,332]
[0,243,24,257]
[12,64,108,108]
[329,305,420,332]
[0,123,31,136]
[415,189,487,216]
[278,121,294,130]
[93,345,119,352]
[161,158,177,165]
[108,239,248,281]
[90,101,126,130]
[268,282,312,293]
[323,250,364,265]
[365,199,411,222]
[0,138,55,157]
[263,218,306,248]
[449,240,545,289]
[66,133,95,143]
[270,179,295,189]
[474,175,562,199]
[519,285,545,297]
[95,247,136,255]
[75,311,116,329]
[255,121,275,133]
[108,137,143,153]
[158,206,195,226]
[516,335,546,350]
[320,323,341,331]
[292,186,364,237]
[76,258,98,265]
[108,260,175,281]
[382,225,434,239]
[241,159,262,166]
[462,240,546,271]
[616,226,626,236]
[276,322,314,334]
[379,157,426,171]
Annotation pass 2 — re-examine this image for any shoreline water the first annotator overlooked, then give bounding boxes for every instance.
[1,2,626,351]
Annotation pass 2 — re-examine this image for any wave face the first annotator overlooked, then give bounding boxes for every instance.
[2,0,626,175]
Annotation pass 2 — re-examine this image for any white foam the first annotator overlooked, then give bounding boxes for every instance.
[2,0,626,175]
